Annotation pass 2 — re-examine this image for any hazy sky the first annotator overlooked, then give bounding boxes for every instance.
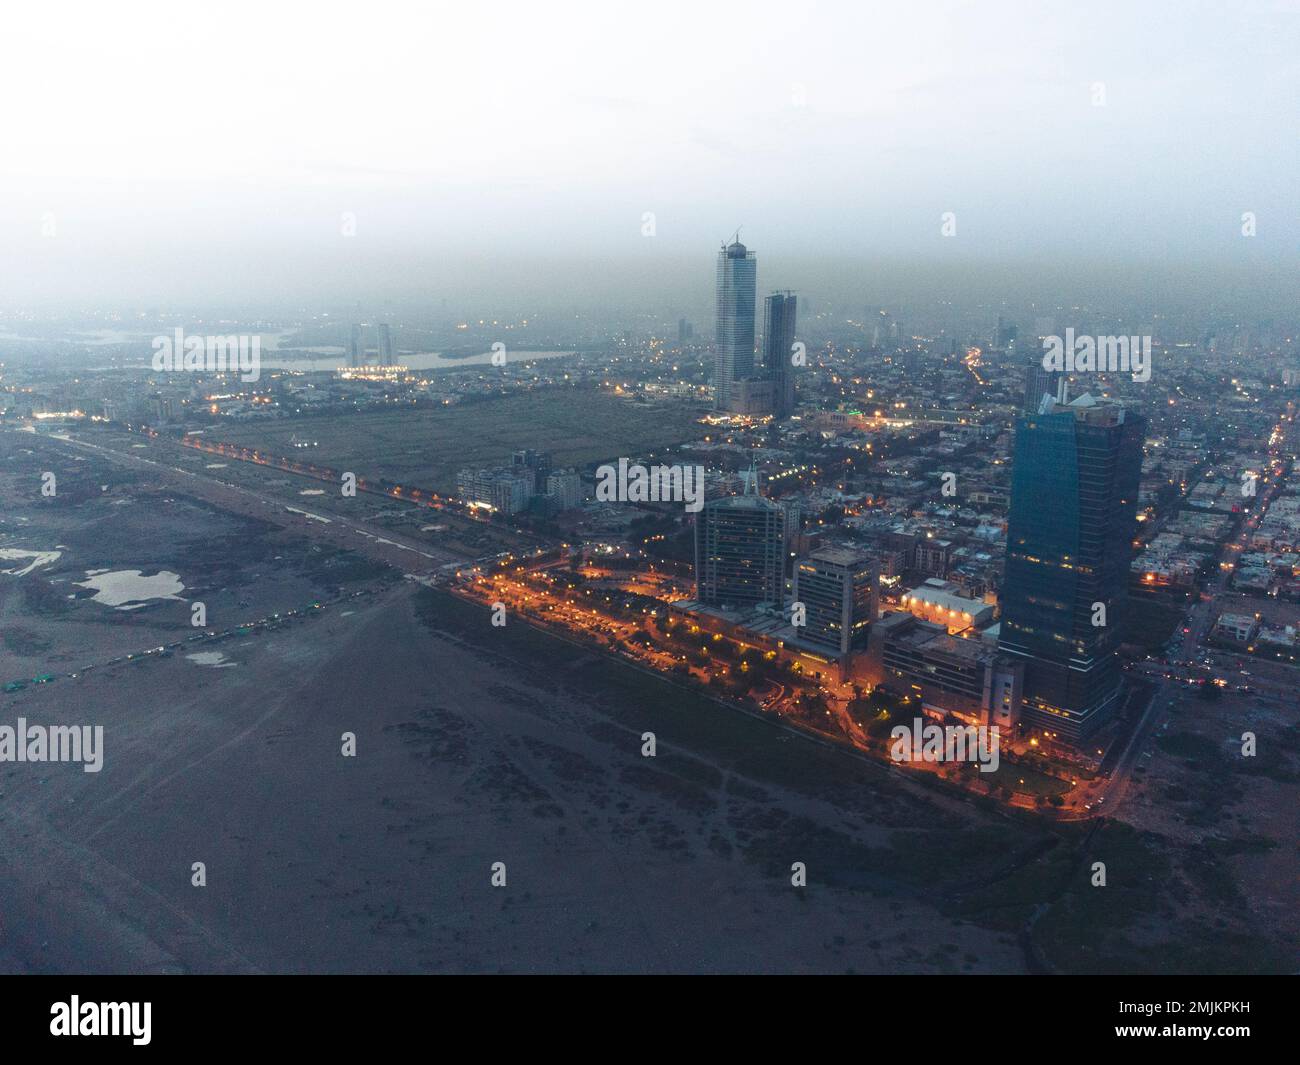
[2,0,1296,308]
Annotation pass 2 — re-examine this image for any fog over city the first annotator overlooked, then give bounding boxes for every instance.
[2,0,1296,313]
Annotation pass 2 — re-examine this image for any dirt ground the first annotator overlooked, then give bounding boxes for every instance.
[0,583,1031,973]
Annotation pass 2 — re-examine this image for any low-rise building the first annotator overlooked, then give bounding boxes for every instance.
[1212,612,1260,646]
[898,578,993,633]
[862,612,1022,731]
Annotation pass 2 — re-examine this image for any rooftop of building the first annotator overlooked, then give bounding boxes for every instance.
[1216,612,1259,627]
[707,491,781,511]
[878,611,991,665]
[1036,391,1134,427]
[901,581,989,616]
[805,545,872,567]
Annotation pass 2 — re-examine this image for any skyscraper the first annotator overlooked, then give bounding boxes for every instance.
[511,448,552,494]
[995,315,1019,350]
[348,323,363,368]
[762,292,798,419]
[377,323,395,362]
[1022,353,1064,414]
[694,477,784,610]
[792,547,876,658]
[714,238,757,413]
[998,394,1146,742]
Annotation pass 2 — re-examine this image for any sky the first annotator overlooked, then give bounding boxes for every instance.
[2,0,1297,309]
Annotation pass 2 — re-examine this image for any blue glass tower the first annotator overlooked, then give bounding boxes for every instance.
[714,239,757,412]
[998,395,1145,742]
[762,291,798,418]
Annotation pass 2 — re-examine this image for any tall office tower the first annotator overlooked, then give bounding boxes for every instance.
[348,323,363,367]
[792,547,877,658]
[544,469,584,511]
[995,316,1019,350]
[678,318,693,346]
[512,448,552,493]
[714,238,757,412]
[694,478,785,610]
[762,292,798,419]
[778,498,803,548]
[1022,353,1064,414]
[998,394,1146,743]
[376,323,395,362]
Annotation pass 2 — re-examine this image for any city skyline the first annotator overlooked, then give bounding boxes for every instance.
[0,0,1295,999]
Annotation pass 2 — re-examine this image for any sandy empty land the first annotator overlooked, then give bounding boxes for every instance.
[0,580,1043,974]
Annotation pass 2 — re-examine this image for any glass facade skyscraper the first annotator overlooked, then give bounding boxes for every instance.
[377,323,395,362]
[1022,353,1063,414]
[998,395,1146,742]
[348,323,363,367]
[762,292,798,419]
[714,240,757,412]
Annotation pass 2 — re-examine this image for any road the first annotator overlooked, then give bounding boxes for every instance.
[9,429,468,577]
